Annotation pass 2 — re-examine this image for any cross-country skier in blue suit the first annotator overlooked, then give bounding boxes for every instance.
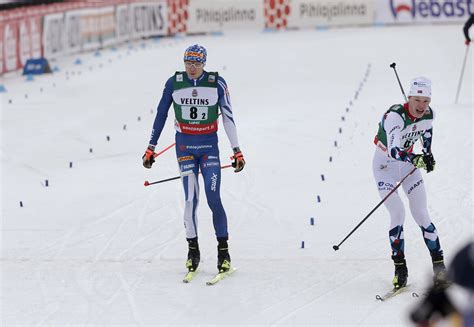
[142,44,245,274]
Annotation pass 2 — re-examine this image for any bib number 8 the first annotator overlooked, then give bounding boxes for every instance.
[403,139,413,149]
[183,106,208,121]
[190,107,198,119]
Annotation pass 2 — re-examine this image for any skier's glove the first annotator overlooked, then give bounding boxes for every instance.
[142,145,156,169]
[465,39,471,46]
[412,153,435,173]
[423,153,436,173]
[231,147,245,173]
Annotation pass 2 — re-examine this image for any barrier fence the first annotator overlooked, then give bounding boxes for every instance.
[1,0,471,75]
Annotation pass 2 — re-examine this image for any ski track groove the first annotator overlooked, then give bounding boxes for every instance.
[240,263,363,325]
[33,267,60,326]
[267,267,375,326]
[115,272,144,326]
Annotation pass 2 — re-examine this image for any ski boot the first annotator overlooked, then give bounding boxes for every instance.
[392,254,408,289]
[217,237,231,273]
[431,251,449,289]
[186,237,200,272]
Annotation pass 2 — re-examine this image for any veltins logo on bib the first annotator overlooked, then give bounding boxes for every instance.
[390,0,473,19]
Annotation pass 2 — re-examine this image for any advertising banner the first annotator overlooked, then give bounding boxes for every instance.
[116,4,133,42]
[187,0,265,33]
[18,18,31,66]
[264,0,374,29]
[65,6,116,53]
[0,20,4,74]
[30,16,42,59]
[43,13,66,58]
[4,20,19,72]
[17,15,42,66]
[131,1,168,38]
[375,0,473,24]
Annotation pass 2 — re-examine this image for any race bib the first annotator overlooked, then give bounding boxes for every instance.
[181,106,209,121]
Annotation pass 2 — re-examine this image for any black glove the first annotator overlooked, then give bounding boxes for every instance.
[423,153,436,172]
[142,145,156,169]
[231,147,245,173]
[412,153,436,173]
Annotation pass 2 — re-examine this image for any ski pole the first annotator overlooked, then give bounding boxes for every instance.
[153,142,175,158]
[332,167,417,251]
[144,164,233,187]
[455,44,470,104]
[390,62,407,102]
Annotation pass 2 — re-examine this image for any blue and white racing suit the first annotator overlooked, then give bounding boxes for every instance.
[148,71,240,239]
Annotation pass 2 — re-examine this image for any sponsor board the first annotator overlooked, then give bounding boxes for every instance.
[130,1,168,38]
[42,1,167,60]
[64,7,116,54]
[43,13,66,58]
[264,0,373,29]
[18,19,31,67]
[187,0,265,33]
[116,4,133,42]
[288,0,374,28]
[2,9,42,73]
[4,20,19,71]
[375,0,473,24]
[30,16,42,59]
[0,21,4,74]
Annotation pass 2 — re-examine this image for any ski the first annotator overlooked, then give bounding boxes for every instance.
[376,285,411,301]
[183,269,199,283]
[206,267,237,286]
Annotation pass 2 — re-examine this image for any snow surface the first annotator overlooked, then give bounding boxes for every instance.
[1,24,473,326]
